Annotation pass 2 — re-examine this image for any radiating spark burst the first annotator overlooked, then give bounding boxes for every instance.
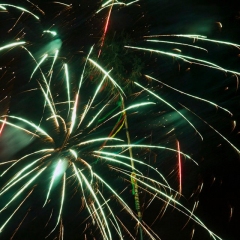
[0,1,239,240]
[0,43,166,238]
[0,47,222,239]
[0,41,185,239]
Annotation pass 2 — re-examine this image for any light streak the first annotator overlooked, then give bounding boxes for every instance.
[98,1,113,58]
[0,4,40,19]
[0,117,6,135]
[0,42,26,51]
[134,82,203,140]
[145,75,233,116]
[177,140,182,194]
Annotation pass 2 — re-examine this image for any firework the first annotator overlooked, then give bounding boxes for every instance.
[0,1,239,239]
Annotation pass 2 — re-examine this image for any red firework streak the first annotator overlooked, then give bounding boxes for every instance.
[177,140,182,194]
[98,3,113,58]
[0,117,6,135]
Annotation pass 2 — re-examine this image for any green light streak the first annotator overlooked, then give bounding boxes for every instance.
[69,149,78,159]
[0,118,39,138]
[43,30,57,36]
[144,34,207,39]
[102,0,113,7]
[101,0,139,10]
[91,203,109,238]
[113,166,219,239]
[97,191,123,240]
[88,58,126,96]
[88,70,112,108]
[64,64,71,117]
[48,49,59,84]
[0,4,39,19]
[46,173,66,237]
[57,173,66,227]
[125,45,223,69]
[53,2,72,7]
[134,82,203,140]
[78,170,112,240]
[196,37,240,49]
[0,167,46,214]
[180,103,240,154]
[76,137,123,147]
[0,160,16,166]
[78,70,112,128]
[103,144,197,164]
[72,164,93,224]
[38,82,59,127]
[145,75,232,116]
[69,46,93,133]
[69,94,78,134]
[30,54,48,79]
[43,159,63,207]
[146,39,208,52]
[78,158,94,184]
[146,34,240,49]
[0,166,42,196]
[78,45,94,93]
[97,3,123,14]
[130,173,221,240]
[98,102,156,129]
[126,0,140,6]
[1,115,53,140]
[98,1,139,14]
[94,154,143,176]
[87,101,109,127]
[94,151,171,188]
[22,47,58,115]
[73,164,105,233]
[94,173,159,240]
[0,41,25,51]
[0,189,34,233]
[0,149,53,177]
[78,99,92,129]
[1,155,50,193]
[47,115,67,132]
[125,45,240,76]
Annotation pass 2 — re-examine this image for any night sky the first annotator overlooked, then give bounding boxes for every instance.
[0,1,240,240]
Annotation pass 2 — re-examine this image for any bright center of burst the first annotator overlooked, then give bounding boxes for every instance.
[54,159,68,177]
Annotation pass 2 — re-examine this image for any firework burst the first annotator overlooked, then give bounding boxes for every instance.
[0,1,240,240]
